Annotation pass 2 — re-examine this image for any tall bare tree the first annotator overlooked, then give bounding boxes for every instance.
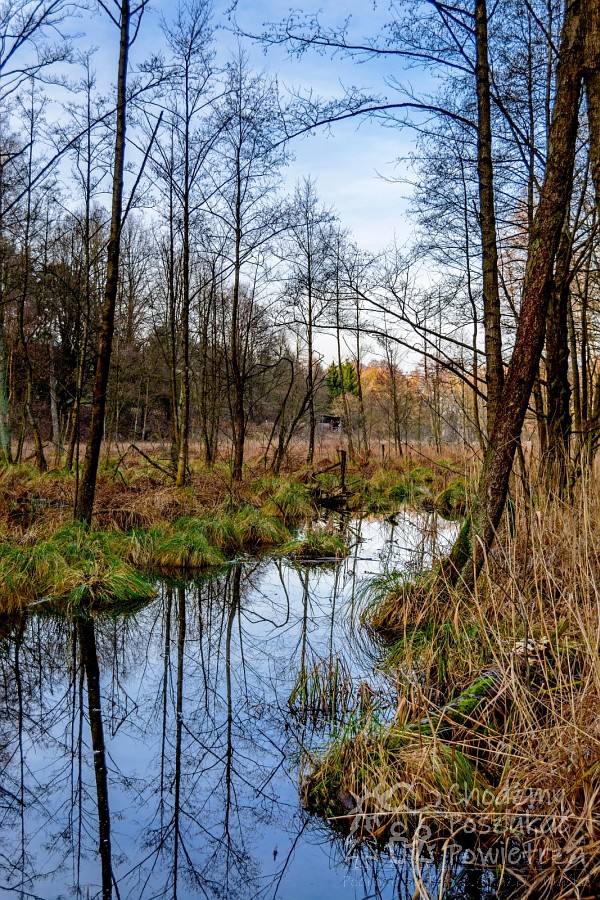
[75,0,147,524]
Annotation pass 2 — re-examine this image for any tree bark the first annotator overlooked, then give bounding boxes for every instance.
[533,371,548,459]
[231,165,245,482]
[0,308,12,464]
[544,222,572,488]
[475,0,504,435]
[78,618,113,900]
[176,61,192,487]
[458,0,583,581]
[584,0,600,216]
[75,0,130,524]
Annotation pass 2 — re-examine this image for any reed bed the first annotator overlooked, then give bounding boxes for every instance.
[301,477,600,898]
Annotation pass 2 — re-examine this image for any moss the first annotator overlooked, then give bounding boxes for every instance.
[444,515,472,575]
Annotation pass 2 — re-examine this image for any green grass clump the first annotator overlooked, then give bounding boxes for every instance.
[279,530,349,561]
[301,715,489,829]
[313,472,340,495]
[435,479,468,517]
[260,479,316,521]
[232,505,291,549]
[408,466,435,485]
[120,507,290,572]
[383,621,485,693]
[388,481,411,502]
[192,512,242,555]
[150,521,226,570]
[0,524,155,613]
[359,569,441,639]
[383,469,435,505]
[368,467,404,493]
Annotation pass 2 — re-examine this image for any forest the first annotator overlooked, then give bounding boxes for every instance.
[1,0,600,898]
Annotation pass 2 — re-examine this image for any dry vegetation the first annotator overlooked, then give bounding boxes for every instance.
[3,440,599,896]
[301,472,600,897]
[0,442,470,613]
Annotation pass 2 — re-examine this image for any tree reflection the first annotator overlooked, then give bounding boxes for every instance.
[0,513,496,900]
[78,616,114,900]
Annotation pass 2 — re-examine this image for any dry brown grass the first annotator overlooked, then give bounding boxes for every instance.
[0,439,475,539]
[304,473,600,898]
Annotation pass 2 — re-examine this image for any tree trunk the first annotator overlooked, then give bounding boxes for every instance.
[544,223,572,488]
[176,73,192,487]
[584,0,600,216]
[475,0,504,435]
[0,308,12,464]
[175,217,190,486]
[75,0,130,524]
[24,365,47,472]
[533,371,548,460]
[78,618,113,900]
[456,0,583,581]
[306,287,316,467]
[231,168,245,482]
[49,341,61,462]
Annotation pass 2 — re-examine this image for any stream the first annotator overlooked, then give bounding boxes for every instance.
[0,514,501,899]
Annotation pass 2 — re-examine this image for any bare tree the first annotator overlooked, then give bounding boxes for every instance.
[75,0,149,524]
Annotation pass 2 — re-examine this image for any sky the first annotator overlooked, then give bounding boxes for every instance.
[227,0,418,252]
[78,0,420,254]
[27,0,428,366]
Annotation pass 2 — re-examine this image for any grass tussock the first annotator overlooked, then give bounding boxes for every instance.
[359,569,446,640]
[301,476,600,897]
[289,655,355,727]
[0,524,156,613]
[121,507,290,572]
[255,477,317,522]
[279,528,349,561]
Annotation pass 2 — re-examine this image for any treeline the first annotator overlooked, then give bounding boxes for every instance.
[3,0,600,544]
[0,161,473,474]
[0,0,480,495]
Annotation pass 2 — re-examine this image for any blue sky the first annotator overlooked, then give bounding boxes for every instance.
[81,0,419,253]
[227,0,417,251]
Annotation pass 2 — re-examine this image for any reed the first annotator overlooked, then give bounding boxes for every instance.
[289,654,355,728]
[300,475,600,897]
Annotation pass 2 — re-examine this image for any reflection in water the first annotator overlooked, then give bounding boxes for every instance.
[78,617,113,900]
[0,513,497,899]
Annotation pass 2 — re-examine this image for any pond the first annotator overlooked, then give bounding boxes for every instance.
[0,513,500,899]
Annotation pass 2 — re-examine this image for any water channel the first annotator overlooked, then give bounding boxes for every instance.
[0,513,501,899]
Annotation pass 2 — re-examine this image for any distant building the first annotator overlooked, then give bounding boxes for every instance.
[318,414,342,432]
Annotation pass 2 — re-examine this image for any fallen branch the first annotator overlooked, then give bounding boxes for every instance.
[129,444,177,480]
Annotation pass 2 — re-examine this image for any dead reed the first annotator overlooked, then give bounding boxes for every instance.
[302,475,600,897]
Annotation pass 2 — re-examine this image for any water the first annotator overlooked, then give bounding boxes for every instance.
[0,513,498,899]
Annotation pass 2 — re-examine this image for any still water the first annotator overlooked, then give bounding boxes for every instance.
[0,514,499,899]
